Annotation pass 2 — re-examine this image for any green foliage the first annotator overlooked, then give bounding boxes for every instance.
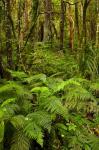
[79,43,99,78]
[0,71,99,150]
[0,121,4,143]
[26,47,79,77]
[10,130,30,150]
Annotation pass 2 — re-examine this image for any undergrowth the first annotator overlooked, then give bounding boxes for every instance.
[0,70,99,150]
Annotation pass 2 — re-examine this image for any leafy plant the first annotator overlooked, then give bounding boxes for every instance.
[0,71,99,150]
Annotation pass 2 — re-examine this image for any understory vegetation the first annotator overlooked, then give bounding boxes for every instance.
[0,44,99,150]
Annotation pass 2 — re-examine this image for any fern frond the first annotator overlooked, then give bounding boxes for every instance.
[90,82,99,91]
[31,86,50,95]
[52,79,81,93]
[26,111,52,132]
[8,70,28,81]
[1,98,16,107]
[64,85,95,109]
[87,135,99,150]
[10,115,25,129]
[45,77,82,94]
[10,130,30,150]
[39,95,68,118]
[25,74,46,84]
[0,103,20,121]
[0,121,4,143]
[0,81,32,102]
[24,122,43,147]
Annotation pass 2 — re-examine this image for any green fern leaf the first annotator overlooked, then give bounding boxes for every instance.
[10,130,30,150]
[39,96,68,118]
[1,98,16,107]
[0,121,4,143]
[10,115,25,129]
[25,74,46,84]
[24,122,43,147]
[26,111,52,132]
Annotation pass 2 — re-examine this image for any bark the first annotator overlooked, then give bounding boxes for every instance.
[0,35,4,78]
[5,0,13,69]
[38,21,44,42]
[96,0,99,47]
[60,0,66,50]
[68,4,74,50]
[75,2,80,46]
[24,0,29,33]
[44,0,53,42]
[0,1,4,78]
[82,0,91,44]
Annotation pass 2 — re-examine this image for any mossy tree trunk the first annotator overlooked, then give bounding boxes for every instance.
[5,0,13,69]
[60,0,66,51]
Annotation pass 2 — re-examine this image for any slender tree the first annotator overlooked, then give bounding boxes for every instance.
[82,0,91,44]
[5,0,13,69]
[60,0,66,50]
[68,4,74,50]
[96,0,99,48]
[44,0,53,42]
[75,2,80,47]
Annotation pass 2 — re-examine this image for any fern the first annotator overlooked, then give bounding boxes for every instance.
[39,95,68,118]
[0,81,32,101]
[0,121,4,143]
[10,115,26,129]
[24,122,43,147]
[79,44,98,77]
[0,71,98,149]
[1,98,16,107]
[10,130,30,150]
[87,135,99,150]
[64,85,95,109]
[47,78,81,93]
[0,103,20,121]
[26,111,52,131]
[25,74,47,84]
[8,70,28,81]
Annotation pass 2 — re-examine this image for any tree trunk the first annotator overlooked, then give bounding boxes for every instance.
[68,4,74,50]
[44,0,53,42]
[82,0,91,44]
[75,2,80,47]
[24,0,29,33]
[5,0,13,69]
[0,2,4,78]
[0,38,4,78]
[96,0,99,48]
[60,0,66,51]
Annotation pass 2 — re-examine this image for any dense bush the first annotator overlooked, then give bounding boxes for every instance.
[25,43,79,78]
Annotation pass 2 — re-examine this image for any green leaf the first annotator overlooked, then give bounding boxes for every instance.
[0,121,4,143]
[1,98,16,107]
